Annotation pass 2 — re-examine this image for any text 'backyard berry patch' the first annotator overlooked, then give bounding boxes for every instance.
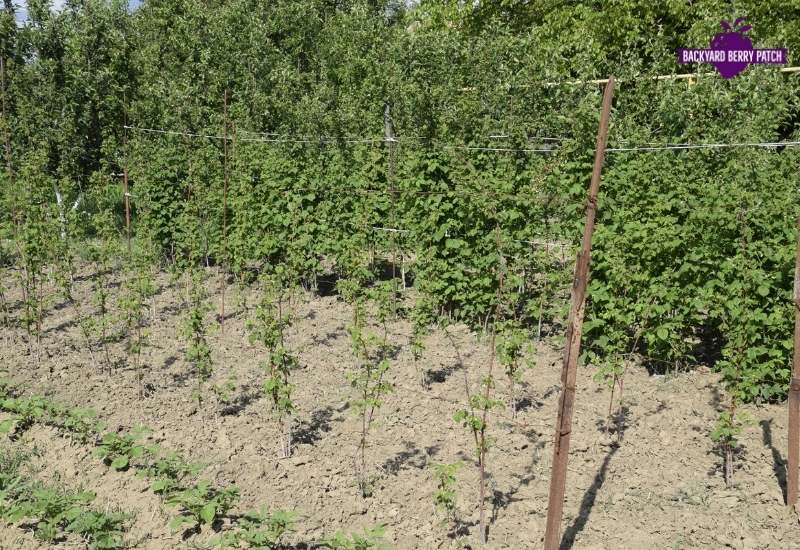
[677,18,788,78]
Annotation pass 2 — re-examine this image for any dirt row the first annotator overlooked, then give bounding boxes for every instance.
[2,268,800,548]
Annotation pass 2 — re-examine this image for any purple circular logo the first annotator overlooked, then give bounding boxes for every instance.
[710,19,753,78]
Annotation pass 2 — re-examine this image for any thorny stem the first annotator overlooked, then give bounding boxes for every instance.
[0,54,13,179]
[352,289,391,496]
[723,209,750,487]
[605,294,657,438]
[0,283,9,333]
[537,279,547,340]
[276,288,292,458]
[12,238,29,348]
[616,377,625,442]
[510,371,516,419]
[35,269,42,365]
[476,221,506,546]
[100,286,111,374]
[136,323,143,399]
[76,308,97,366]
[605,376,616,435]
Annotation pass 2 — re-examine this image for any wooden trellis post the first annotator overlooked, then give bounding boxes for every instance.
[787,215,800,506]
[543,75,615,550]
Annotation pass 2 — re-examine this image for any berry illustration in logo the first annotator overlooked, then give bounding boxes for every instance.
[709,18,753,78]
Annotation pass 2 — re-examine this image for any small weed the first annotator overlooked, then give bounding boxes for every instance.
[165,480,239,532]
[214,508,294,549]
[0,395,51,438]
[321,524,394,550]
[142,451,203,498]
[1,480,128,549]
[95,428,150,471]
[60,407,104,445]
[211,376,238,407]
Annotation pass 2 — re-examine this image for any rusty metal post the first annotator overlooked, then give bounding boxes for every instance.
[543,76,615,550]
[787,216,800,506]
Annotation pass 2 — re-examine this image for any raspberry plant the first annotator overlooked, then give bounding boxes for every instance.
[710,209,758,486]
[118,259,154,399]
[181,268,214,407]
[410,297,436,389]
[339,278,395,498]
[80,208,120,373]
[431,462,460,528]
[15,195,49,360]
[710,409,750,487]
[453,222,506,545]
[248,265,299,457]
[497,322,529,419]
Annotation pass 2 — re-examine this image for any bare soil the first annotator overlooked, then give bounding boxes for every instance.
[1,266,800,549]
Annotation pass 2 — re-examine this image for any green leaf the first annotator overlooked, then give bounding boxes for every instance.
[0,418,16,433]
[200,503,216,524]
[110,456,129,470]
[169,515,193,531]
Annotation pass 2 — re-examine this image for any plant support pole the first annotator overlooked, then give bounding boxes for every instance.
[384,103,400,295]
[220,89,229,332]
[787,215,800,506]
[543,75,615,550]
[0,53,12,179]
[123,122,131,255]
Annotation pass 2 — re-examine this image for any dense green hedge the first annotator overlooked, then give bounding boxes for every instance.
[1,0,799,401]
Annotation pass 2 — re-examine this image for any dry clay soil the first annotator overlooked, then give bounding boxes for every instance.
[2,267,800,549]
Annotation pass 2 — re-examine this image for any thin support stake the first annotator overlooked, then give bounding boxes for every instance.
[787,215,800,506]
[0,54,12,180]
[220,89,229,331]
[384,103,400,300]
[543,75,615,550]
[123,120,131,256]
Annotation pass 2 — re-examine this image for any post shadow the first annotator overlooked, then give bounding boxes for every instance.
[558,441,620,549]
[760,419,787,503]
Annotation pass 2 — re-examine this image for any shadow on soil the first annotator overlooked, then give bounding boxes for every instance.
[559,411,626,550]
[761,419,787,504]
[425,362,462,385]
[382,440,438,475]
[220,384,262,416]
[491,438,546,532]
[294,403,348,446]
[44,316,79,335]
